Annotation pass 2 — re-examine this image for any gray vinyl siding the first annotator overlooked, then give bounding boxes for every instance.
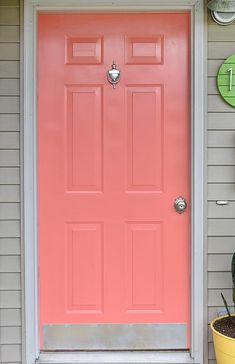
[208,15,235,364]
[0,1,21,363]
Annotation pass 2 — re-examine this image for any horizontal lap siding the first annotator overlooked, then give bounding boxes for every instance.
[208,18,235,363]
[0,1,21,363]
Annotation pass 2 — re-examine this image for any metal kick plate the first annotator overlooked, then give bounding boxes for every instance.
[42,323,187,350]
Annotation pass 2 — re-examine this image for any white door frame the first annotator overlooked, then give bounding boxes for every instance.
[23,1,206,363]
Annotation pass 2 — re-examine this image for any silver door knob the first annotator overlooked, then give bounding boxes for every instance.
[174,196,187,214]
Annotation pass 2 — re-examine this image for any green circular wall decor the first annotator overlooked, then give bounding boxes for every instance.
[217,54,235,108]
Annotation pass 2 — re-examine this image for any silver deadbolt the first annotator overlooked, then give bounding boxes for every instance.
[107,62,121,89]
[174,196,187,214]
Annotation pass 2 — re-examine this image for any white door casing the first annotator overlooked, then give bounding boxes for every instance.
[23,1,206,363]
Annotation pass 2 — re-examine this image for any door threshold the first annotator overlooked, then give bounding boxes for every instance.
[38,351,196,364]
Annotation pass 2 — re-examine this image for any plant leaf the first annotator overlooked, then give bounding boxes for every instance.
[221,292,231,317]
[233,287,235,310]
[232,253,235,309]
[232,252,235,288]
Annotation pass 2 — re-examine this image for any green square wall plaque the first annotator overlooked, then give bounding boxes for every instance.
[217,54,235,107]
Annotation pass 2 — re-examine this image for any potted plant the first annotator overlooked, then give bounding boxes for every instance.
[210,252,235,364]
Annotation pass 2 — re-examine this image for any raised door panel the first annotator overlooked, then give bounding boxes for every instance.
[126,86,163,191]
[125,223,163,313]
[66,223,104,313]
[66,86,103,192]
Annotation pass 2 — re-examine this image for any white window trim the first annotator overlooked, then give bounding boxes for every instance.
[23,1,206,363]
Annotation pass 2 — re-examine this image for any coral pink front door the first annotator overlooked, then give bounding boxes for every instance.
[38,13,190,350]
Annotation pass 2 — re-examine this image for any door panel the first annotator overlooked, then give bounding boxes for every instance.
[125,222,163,312]
[67,222,103,312]
[38,13,190,350]
[66,86,103,191]
[126,86,163,191]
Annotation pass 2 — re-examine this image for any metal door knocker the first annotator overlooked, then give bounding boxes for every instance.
[107,61,121,89]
